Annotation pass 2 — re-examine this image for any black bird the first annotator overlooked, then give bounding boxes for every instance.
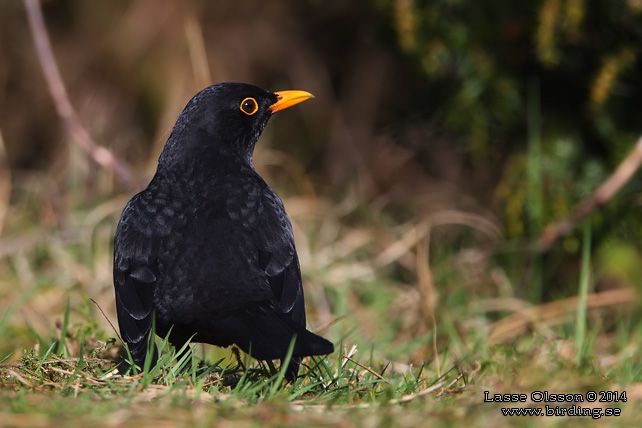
[113,83,334,379]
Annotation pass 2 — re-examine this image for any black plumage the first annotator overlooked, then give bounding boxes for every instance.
[113,83,333,379]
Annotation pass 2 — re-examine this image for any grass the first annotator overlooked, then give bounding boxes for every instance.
[2,181,642,427]
[575,222,591,365]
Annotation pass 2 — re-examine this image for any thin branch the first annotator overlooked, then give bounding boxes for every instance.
[416,231,441,378]
[434,372,464,398]
[390,380,446,403]
[23,0,138,189]
[6,369,34,388]
[488,287,637,343]
[538,134,642,250]
[90,298,124,346]
[341,354,390,383]
[0,128,10,236]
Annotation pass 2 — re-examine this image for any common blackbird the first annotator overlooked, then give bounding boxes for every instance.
[113,83,334,379]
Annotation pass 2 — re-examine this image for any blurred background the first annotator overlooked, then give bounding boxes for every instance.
[1,0,642,371]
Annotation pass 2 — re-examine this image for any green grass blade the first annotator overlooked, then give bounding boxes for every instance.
[168,336,195,378]
[576,221,592,364]
[121,342,137,376]
[35,342,57,373]
[268,335,297,397]
[142,313,158,374]
[0,350,16,365]
[56,297,71,356]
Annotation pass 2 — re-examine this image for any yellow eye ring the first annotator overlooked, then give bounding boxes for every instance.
[240,97,259,115]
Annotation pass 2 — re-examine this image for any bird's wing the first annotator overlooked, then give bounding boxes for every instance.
[208,175,334,368]
[256,187,306,323]
[113,196,159,365]
[225,178,305,325]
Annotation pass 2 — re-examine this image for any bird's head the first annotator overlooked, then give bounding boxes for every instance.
[159,83,313,169]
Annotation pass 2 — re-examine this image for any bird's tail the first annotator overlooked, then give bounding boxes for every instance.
[283,328,334,380]
[291,328,335,357]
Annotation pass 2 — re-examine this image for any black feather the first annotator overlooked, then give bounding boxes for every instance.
[113,83,333,378]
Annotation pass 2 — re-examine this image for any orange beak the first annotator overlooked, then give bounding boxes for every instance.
[269,90,315,113]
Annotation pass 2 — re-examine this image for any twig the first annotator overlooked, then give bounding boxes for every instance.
[41,356,114,365]
[435,372,464,398]
[6,369,34,388]
[416,230,441,378]
[291,380,447,409]
[341,354,390,383]
[23,0,138,190]
[538,134,642,250]
[89,297,124,346]
[488,287,637,343]
[0,128,10,236]
[390,380,446,403]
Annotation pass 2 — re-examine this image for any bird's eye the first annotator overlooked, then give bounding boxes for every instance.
[240,97,259,115]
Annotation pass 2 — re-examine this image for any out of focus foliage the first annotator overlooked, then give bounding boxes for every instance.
[379,0,642,150]
[376,0,642,291]
[1,0,642,304]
